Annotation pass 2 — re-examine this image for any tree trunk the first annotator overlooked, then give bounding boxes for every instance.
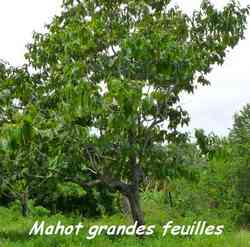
[127,189,144,226]
[168,191,173,207]
[126,130,145,226]
[20,191,28,217]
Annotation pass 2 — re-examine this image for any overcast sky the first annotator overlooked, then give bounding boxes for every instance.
[0,0,249,136]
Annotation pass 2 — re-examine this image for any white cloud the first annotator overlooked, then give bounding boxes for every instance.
[0,0,61,66]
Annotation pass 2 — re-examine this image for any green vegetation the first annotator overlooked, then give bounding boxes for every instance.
[0,187,249,246]
[1,117,250,246]
[0,0,250,246]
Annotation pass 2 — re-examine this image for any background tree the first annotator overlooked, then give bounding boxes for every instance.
[229,103,250,225]
[230,103,250,155]
[0,62,38,216]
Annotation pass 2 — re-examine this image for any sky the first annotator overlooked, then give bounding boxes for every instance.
[0,0,249,136]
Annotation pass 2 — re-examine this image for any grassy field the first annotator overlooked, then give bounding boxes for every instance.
[0,193,249,247]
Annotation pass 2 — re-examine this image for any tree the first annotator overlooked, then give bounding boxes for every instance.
[0,62,39,216]
[230,103,250,155]
[229,103,250,225]
[0,116,34,216]
[1,0,249,225]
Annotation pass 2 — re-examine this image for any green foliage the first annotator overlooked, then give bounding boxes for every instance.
[0,0,249,222]
[230,103,250,155]
[20,0,249,187]
[9,200,50,217]
[57,182,87,198]
[228,103,250,226]
[195,129,231,161]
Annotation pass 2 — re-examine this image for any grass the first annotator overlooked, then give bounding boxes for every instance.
[0,193,249,247]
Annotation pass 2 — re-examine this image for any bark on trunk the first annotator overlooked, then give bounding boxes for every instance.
[168,191,173,208]
[127,130,145,227]
[20,191,28,217]
[127,189,144,226]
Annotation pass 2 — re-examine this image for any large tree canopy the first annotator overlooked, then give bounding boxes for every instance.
[0,0,249,224]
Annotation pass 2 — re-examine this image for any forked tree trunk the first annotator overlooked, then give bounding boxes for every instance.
[127,189,144,226]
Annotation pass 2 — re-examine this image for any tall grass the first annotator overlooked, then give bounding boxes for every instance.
[0,193,249,247]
